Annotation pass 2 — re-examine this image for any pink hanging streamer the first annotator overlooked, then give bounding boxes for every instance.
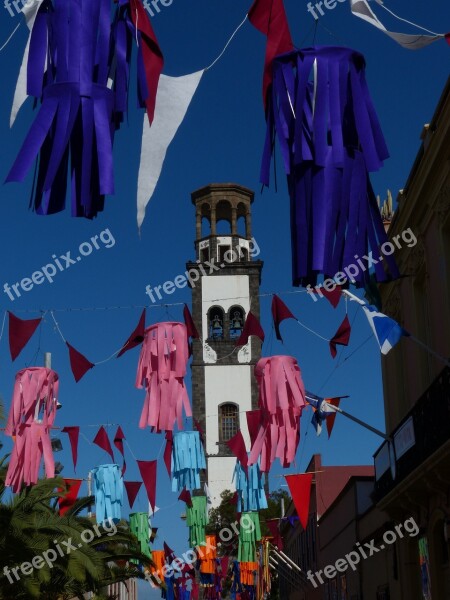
[248,356,306,472]
[5,367,59,493]
[136,322,192,431]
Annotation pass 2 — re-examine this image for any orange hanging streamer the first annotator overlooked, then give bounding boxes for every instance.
[240,562,258,586]
[199,534,217,574]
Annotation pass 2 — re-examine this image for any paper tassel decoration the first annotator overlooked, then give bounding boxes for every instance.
[248,0,293,106]
[7,0,163,218]
[329,315,351,358]
[130,512,152,559]
[248,356,306,472]
[171,431,206,492]
[114,426,126,475]
[136,322,192,431]
[61,426,80,471]
[240,562,258,586]
[238,513,261,563]
[117,310,146,358]
[91,464,123,525]
[59,478,83,516]
[8,312,42,361]
[271,295,296,342]
[199,534,217,584]
[260,46,400,288]
[93,426,115,461]
[233,460,268,512]
[285,474,313,530]
[226,431,248,475]
[186,495,208,547]
[150,549,166,583]
[5,367,59,493]
[350,0,448,49]
[124,481,143,509]
[236,312,265,347]
[137,460,157,511]
[67,342,95,382]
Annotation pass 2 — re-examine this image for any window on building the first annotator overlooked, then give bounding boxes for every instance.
[218,244,231,264]
[209,307,224,340]
[219,403,239,442]
[200,247,210,262]
[229,306,245,339]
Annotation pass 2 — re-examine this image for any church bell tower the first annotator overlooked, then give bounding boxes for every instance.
[187,183,263,507]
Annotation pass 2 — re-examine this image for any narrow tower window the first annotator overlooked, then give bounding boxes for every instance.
[209,306,224,340]
[229,306,245,339]
[219,403,239,442]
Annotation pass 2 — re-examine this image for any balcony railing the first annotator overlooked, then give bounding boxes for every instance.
[373,367,450,502]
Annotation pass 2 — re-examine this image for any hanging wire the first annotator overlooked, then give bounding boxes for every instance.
[0,22,21,53]
[205,15,248,71]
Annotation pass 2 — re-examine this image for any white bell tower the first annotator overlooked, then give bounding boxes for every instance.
[187,183,263,508]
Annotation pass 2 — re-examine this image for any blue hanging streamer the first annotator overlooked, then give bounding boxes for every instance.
[171,431,206,492]
[233,460,268,513]
[91,463,123,525]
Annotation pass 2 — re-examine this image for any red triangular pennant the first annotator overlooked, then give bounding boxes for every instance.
[445,33,450,46]
[117,310,146,358]
[130,0,164,123]
[137,460,157,511]
[67,342,95,382]
[329,315,351,358]
[61,426,80,471]
[226,431,248,475]
[246,410,261,447]
[325,397,341,439]
[236,312,265,347]
[8,311,42,361]
[266,518,284,550]
[58,478,83,516]
[93,426,115,461]
[271,295,296,342]
[114,426,127,476]
[285,473,313,530]
[163,431,173,477]
[317,286,343,308]
[184,304,199,339]
[124,481,143,509]
[248,0,294,108]
[178,488,193,508]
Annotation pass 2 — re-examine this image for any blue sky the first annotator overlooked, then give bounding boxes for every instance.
[0,1,449,596]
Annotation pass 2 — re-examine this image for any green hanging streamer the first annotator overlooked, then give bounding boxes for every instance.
[238,512,261,563]
[130,512,152,560]
[186,495,208,547]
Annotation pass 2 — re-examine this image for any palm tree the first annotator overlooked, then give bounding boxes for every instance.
[0,460,153,599]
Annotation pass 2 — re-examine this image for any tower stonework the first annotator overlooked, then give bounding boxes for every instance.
[187,183,263,507]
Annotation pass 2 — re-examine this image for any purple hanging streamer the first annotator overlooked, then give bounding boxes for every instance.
[7,0,156,219]
[261,46,400,288]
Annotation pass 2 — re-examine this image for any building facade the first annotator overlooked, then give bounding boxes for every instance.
[279,454,375,600]
[373,77,450,599]
[188,183,263,507]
